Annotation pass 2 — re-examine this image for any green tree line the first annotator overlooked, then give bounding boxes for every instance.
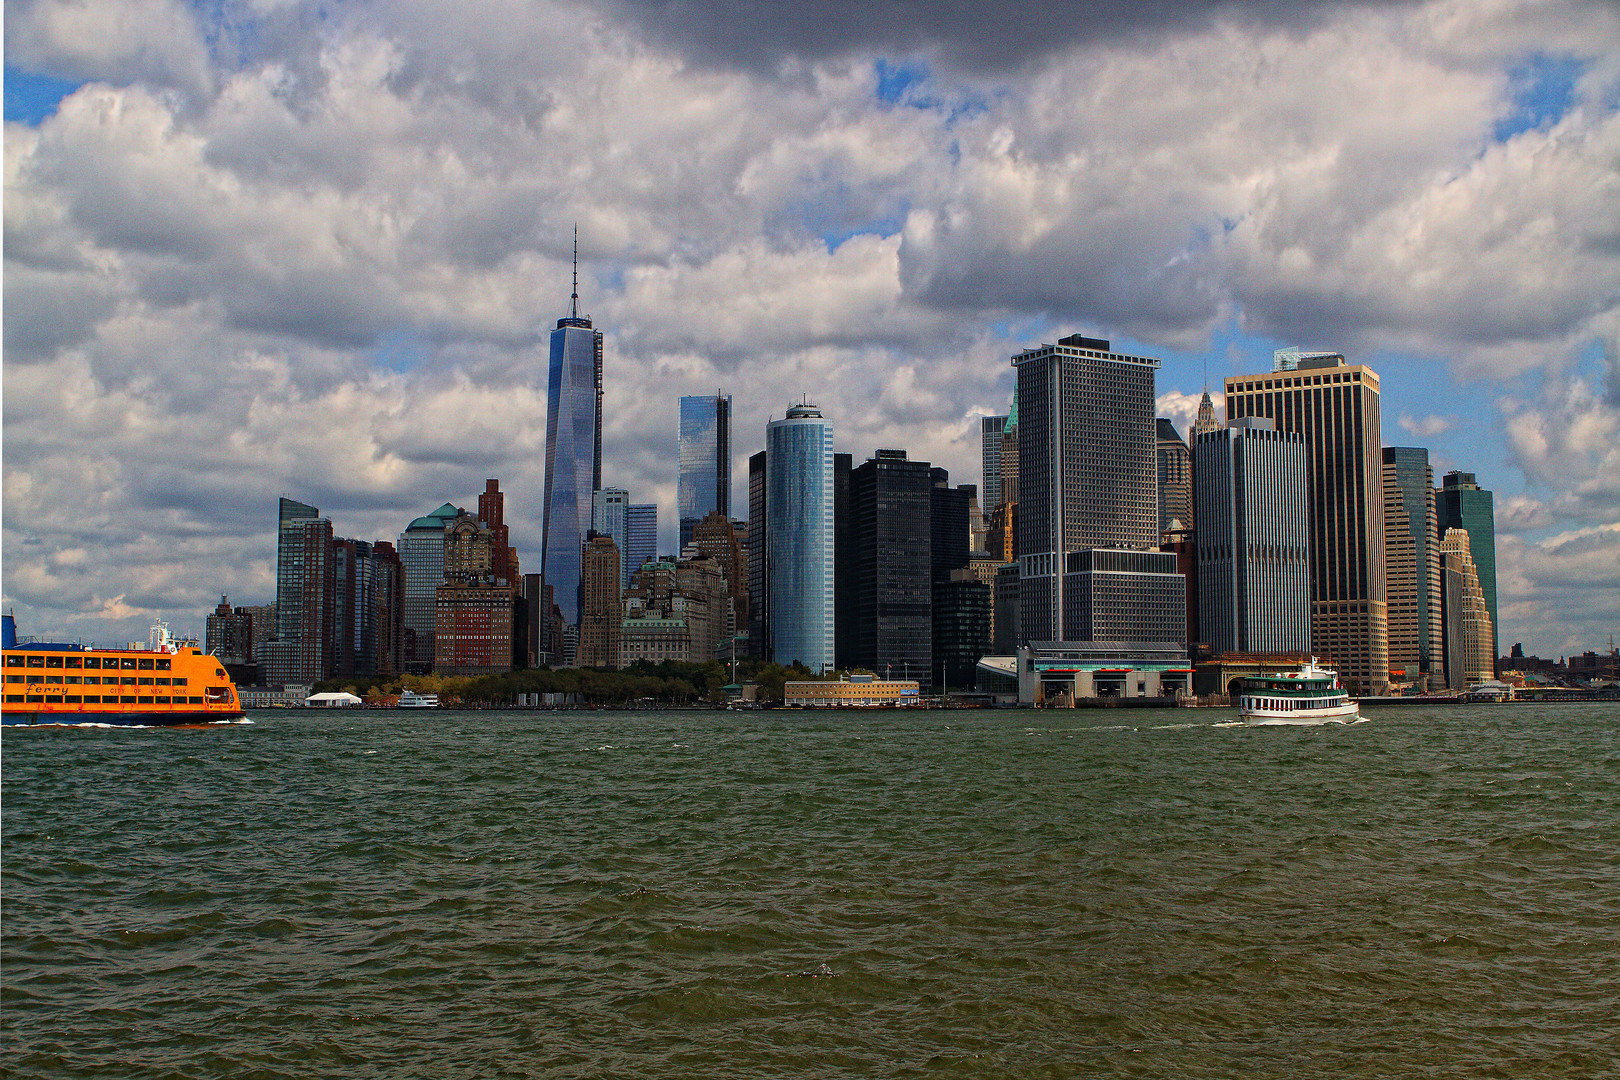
[312,658,853,707]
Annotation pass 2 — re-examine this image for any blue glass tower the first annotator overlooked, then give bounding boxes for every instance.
[767,402,835,673]
[678,393,731,550]
[540,238,604,627]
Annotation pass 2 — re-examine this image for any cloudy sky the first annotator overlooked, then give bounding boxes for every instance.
[4,0,1618,658]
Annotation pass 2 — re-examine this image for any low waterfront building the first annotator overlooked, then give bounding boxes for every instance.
[784,674,921,707]
[1011,641,1194,705]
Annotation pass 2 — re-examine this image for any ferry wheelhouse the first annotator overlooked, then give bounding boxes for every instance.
[1237,659,1360,725]
[2,615,243,727]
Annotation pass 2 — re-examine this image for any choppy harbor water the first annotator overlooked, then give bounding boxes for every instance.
[4,705,1618,1078]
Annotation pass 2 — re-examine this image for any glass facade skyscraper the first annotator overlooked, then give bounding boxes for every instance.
[591,487,630,586]
[540,290,604,627]
[767,403,836,673]
[398,502,459,673]
[1195,419,1310,654]
[980,414,1008,510]
[1225,358,1387,694]
[678,393,731,550]
[626,503,658,585]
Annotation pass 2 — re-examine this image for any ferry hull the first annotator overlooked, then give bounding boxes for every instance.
[1241,703,1361,726]
[4,709,243,727]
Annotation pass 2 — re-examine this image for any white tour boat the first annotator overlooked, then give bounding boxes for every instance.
[1237,659,1360,725]
[398,689,439,709]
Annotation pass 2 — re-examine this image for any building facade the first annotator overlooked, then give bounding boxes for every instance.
[845,450,934,687]
[262,497,334,688]
[398,502,459,673]
[627,503,658,585]
[1013,334,1171,647]
[1157,418,1193,532]
[1194,418,1310,654]
[1225,357,1389,695]
[591,487,630,587]
[747,449,770,660]
[980,413,1008,511]
[577,534,623,668]
[678,392,732,550]
[205,596,257,665]
[1383,447,1443,685]
[1440,527,1495,689]
[540,279,604,629]
[766,403,836,673]
[1437,471,1498,667]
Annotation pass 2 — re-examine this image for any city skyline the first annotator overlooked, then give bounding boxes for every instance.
[3,0,1617,658]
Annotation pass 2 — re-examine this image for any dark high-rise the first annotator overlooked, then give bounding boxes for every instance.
[1157,419,1193,532]
[845,450,933,686]
[1013,334,1182,646]
[678,393,732,550]
[747,450,770,660]
[262,497,334,688]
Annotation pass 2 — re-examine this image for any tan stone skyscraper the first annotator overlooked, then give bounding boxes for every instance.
[577,534,623,668]
[1225,356,1388,694]
[1440,528,1493,689]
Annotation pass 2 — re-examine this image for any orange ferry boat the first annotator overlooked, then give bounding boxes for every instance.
[2,614,243,727]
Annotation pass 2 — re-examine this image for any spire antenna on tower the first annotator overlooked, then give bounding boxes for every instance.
[570,223,580,320]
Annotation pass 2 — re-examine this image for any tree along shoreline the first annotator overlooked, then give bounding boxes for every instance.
[312,658,857,707]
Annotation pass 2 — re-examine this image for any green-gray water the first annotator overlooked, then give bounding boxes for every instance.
[4,705,1618,1077]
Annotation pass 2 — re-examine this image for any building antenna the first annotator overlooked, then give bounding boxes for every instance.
[570,223,580,320]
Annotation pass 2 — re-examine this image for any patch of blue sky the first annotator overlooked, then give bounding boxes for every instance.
[366,327,431,373]
[875,57,931,106]
[1495,53,1584,142]
[4,67,84,125]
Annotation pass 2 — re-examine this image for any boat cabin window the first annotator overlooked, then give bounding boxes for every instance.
[46,655,64,668]
[82,657,101,669]
[156,659,171,671]
[27,655,44,667]
[138,658,155,670]
[121,658,137,669]
[4,656,23,668]
[65,656,82,668]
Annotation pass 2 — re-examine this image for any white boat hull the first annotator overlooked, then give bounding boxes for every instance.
[1241,702,1361,725]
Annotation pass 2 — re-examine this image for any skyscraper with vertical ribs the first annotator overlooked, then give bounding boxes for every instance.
[1014,334,1183,646]
[540,234,604,629]
[1225,356,1387,694]
[1383,447,1442,685]
[678,393,731,551]
[1194,418,1309,653]
[767,402,836,673]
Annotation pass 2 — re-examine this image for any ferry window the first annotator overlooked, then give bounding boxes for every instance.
[27,656,44,667]
[26,694,44,703]
[137,696,153,704]
[156,695,171,704]
[66,676,80,685]
[45,695,62,704]
[120,695,137,703]
[156,659,171,671]
[82,695,99,703]
[65,657,82,668]
[215,669,226,679]
[173,677,187,686]
[121,658,137,669]
[46,656,63,668]
[122,677,137,686]
[5,675,21,684]
[4,656,23,667]
[64,695,81,704]
[5,694,22,703]
[156,677,170,686]
[45,675,63,685]
[138,659,155,670]
[82,657,101,669]
[138,678,154,686]
[187,696,203,704]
